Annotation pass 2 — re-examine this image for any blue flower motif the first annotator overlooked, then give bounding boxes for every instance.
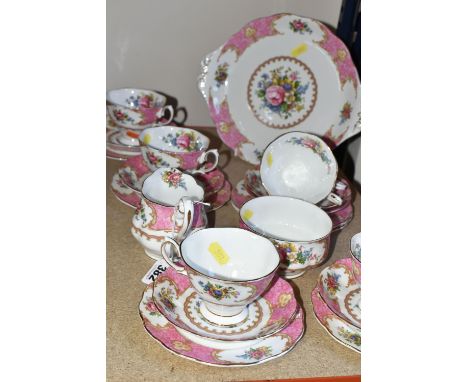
[283,84,292,91]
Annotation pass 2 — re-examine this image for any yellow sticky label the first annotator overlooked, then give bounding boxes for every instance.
[208,242,230,265]
[267,152,273,167]
[291,43,308,57]
[242,209,253,221]
[143,134,151,145]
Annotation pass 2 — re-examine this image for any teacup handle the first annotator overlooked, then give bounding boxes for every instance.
[161,237,187,275]
[155,105,174,126]
[173,197,194,241]
[191,149,219,174]
[327,192,343,206]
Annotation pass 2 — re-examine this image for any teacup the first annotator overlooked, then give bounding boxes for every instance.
[161,228,280,324]
[260,132,342,206]
[239,196,332,279]
[350,232,361,284]
[140,126,219,174]
[131,168,207,259]
[107,88,174,132]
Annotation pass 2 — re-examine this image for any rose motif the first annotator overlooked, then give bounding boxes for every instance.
[176,134,191,149]
[139,95,152,109]
[265,85,285,106]
[292,20,305,30]
[114,110,126,121]
[302,139,317,149]
[251,350,264,359]
[145,300,158,312]
[167,171,181,186]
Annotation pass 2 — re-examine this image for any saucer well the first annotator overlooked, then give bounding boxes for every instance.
[311,285,360,353]
[318,258,360,327]
[140,284,305,366]
[152,268,297,341]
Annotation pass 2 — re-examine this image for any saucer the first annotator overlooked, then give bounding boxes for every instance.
[311,285,360,353]
[106,129,141,160]
[231,179,254,210]
[318,258,360,327]
[140,284,304,366]
[243,169,353,211]
[244,170,268,197]
[152,267,297,341]
[195,168,226,196]
[110,173,141,208]
[329,201,354,232]
[205,180,231,210]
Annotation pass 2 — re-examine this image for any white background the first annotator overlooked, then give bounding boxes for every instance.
[1,0,468,381]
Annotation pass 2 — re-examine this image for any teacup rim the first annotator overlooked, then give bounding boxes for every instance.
[349,232,361,264]
[106,87,167,110]
[178,227,280,283]
[139,125,211,154]
[240,196,333,243]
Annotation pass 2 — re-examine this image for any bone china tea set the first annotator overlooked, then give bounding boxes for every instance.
[108,14,361,366]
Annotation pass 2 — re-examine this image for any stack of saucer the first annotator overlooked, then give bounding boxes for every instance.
[111,154,231,212]
[139,228,304,366]
[311,232,361,352]
[106,88,174,161]
[231,169,353,232]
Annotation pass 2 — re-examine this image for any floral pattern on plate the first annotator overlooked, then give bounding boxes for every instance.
[140,284,304,366]
[255,65,309,119]
[311,285,360,352]
[289,19,313,34]
[152,267,297,341]
[199,14,360,164]
[318,258,361,327]
[248,56,317,129]
[214,63,229,87]
[237,346,273,360]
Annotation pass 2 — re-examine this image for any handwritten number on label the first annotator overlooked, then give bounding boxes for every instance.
[147,264,167,282]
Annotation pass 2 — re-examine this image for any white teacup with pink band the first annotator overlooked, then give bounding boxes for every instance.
[107,88,174,130]
[161,228,280,324]
[140,126,219,174]
[131,168,208,259]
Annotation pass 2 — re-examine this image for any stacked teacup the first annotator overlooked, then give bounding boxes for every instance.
[236,132,351,279]
[311,232,361,352]
[127,126,230,259]
[106,88,174,160]
[131,168,208,259]
[140,227,304,366]
[232,132,354,235]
